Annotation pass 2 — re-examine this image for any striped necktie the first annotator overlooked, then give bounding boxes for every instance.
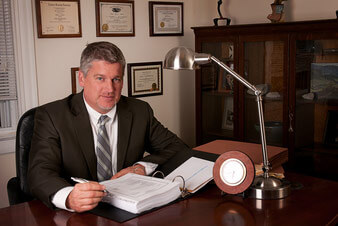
[96,115,112,181]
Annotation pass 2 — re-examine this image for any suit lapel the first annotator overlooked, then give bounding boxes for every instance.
[116,97,132,171]
[71,92,98,180]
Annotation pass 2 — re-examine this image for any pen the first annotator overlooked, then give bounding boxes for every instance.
[71,177,110,195]
[71,177,89,183]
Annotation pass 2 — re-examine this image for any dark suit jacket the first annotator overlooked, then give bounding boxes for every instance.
[28,92,191,208]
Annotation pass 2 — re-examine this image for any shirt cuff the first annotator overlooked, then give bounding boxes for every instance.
[136,161,158,175]
[51,186,75,212]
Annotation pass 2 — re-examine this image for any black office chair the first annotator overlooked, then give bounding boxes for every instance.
[7,108,36,205]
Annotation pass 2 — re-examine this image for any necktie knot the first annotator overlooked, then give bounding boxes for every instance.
[98,115,109,126]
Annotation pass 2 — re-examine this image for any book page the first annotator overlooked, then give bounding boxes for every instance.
[100,173,181,214]
[101,173,177,202]
[165,157,214,193]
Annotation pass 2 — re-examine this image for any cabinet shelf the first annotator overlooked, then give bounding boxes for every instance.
[296,98,338,105]
[245,94,283,102]
[203,91,233,97]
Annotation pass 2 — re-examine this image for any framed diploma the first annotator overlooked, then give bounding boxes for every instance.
[127,62,163,98]
[149,1,183,36]
[95,0,135,37]
[71,67,82,94]
[35,0,82,38]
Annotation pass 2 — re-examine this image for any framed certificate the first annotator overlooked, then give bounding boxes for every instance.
[149,1,183,36]
[35,0,82,38]
[127,62,163,98]
[95,0,135,37]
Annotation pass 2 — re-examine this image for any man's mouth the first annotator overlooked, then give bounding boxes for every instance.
[102,95,114,100]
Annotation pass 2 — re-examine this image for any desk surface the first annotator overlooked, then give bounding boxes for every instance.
[1,172,337,226]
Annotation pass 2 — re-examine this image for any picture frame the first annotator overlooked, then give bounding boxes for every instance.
[217,64,234,93]
[35,0,82,38]
[149,1,183,36]
[310,63,338,100]
[222,96,234,130]
[127,62,163,98]
[323,110,338,147]
[95,0,135,37]
[71,67,82,94]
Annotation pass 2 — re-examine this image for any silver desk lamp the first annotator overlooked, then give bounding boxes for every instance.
[164,46,290,199]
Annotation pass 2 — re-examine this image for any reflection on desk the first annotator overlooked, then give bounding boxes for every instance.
[214,197,255,225]
[0,172,337,226]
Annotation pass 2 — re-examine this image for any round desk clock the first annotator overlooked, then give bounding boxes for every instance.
[213,151,255,194]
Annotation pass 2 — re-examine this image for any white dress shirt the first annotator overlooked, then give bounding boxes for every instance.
[51,97,157,211]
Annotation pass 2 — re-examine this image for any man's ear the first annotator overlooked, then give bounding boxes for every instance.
[78,70,85,87]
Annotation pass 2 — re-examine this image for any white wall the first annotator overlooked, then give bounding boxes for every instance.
[34,0,196,147]
[0,0,337,208]
[194,0,338,26]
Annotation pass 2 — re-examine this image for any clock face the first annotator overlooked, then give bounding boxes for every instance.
[220,158,246,186]
[213,150,255,194]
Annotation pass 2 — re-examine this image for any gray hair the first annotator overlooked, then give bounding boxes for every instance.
[80,41,126,77]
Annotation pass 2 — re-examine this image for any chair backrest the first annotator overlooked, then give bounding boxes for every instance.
[15,107,36,195]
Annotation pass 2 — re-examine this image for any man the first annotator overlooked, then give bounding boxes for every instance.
[28,42,191,213]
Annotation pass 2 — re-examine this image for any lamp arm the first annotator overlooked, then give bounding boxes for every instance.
[210,56,257,93]
[210,56,271,176]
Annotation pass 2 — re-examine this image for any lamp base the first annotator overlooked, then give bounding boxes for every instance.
[248,175,291,199]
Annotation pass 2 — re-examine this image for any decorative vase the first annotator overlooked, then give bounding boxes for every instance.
[267,4,285,23]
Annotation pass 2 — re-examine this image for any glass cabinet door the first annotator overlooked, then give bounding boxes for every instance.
[294,39,338,159]
[200,41,235,144]
[243,40,285,147]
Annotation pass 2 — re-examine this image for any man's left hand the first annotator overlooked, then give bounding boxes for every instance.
[110,164,146,179]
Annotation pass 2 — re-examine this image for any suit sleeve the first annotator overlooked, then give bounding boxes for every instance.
[27,107,71,208]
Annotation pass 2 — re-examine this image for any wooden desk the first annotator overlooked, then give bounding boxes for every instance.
[1,141,336,225]
[1,172,337,226]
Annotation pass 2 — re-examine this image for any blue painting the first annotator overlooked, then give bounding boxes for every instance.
[310,63,338,100]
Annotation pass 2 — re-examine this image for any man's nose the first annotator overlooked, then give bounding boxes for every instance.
[104,79,114,92]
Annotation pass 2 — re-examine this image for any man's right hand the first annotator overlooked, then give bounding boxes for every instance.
[66,182,106,212]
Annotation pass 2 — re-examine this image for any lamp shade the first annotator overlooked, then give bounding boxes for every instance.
[164,47,196,70]
[164,47,211,70]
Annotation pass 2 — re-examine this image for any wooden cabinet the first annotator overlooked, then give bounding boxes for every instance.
[193,19,338,179]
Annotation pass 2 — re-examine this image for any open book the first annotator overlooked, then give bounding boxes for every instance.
[100,157,214,214]
[164,157,214,193]
[101,173,181,214]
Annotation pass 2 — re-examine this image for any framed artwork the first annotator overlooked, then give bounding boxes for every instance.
[71,67,82,94]
[127,62,163,98]
[310,63,338,100]
[95,0,135,37]
[149,1,183,36]
[35,0,82,38]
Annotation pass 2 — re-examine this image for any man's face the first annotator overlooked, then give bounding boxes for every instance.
[79,60,123,114]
